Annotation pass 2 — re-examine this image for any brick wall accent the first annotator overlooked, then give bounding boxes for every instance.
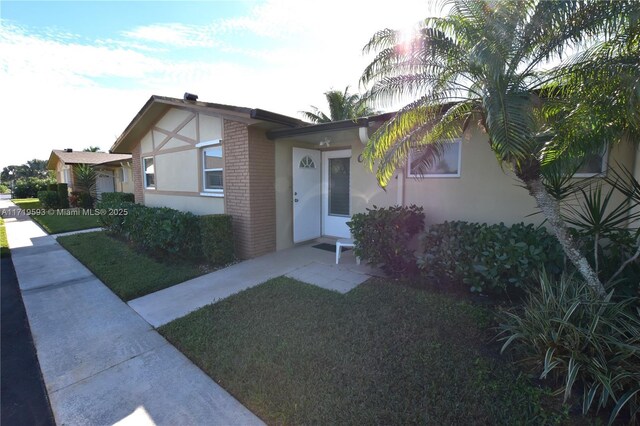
[132,144,143,204]
[223,119,276,259]
[247,126,276,257]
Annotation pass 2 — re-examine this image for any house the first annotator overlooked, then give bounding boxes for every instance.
[47,149,133,197]
[110,94,639,260]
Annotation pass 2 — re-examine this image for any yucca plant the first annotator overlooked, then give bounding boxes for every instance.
[73,164,96,208]
[499,273,640,424]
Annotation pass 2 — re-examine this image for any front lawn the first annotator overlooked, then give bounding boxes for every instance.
[12,198,101,234]
[0,217,8,257]
[159,277,568,424]
[58,232,206,300]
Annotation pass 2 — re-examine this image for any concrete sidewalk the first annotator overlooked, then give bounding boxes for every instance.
[1,200,263,426]
[129,243,378,328]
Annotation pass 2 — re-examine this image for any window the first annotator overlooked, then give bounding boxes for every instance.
[62,166,71,184]
[299,155,316,169]
[407,139,461,178]
[203,145,223,193]
[143,157,155,189]
[574,148,608,177]
[328,157,350,216]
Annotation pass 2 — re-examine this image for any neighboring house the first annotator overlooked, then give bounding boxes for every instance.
[47,149,133,198]
[110,94,639,260]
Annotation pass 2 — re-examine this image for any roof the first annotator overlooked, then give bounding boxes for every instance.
[266,112,395,140]
[47,150,132,170]
[110,95,306,154]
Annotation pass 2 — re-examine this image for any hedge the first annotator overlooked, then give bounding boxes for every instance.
[418,221,564,295]
[37,190,60,209]
[348,205,425,277]
[13,177,56,198]
[97,201,234,265]
[100,192,135,203]
[57,183,69,208]
[200,215,235,265]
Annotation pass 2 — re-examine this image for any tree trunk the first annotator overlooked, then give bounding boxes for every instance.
[525,176,606,296]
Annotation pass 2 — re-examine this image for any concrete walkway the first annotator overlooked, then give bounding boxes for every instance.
[129,242,379,327]
[1,200,263,426]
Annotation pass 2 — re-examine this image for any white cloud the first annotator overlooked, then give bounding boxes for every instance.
[0,0,439,168]
[123,23,221,48]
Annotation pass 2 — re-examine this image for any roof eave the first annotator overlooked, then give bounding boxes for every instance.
[266,112,395,140]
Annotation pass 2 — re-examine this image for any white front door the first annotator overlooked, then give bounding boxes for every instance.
[292,148,321,243]
[322,149,351,238]
[95,170,115,199]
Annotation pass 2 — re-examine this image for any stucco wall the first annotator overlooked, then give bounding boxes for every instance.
[155,150,199,192]
[134,108,226,214]
[275,124,638,250]
[144,192,224,215]
[403,126,541,226]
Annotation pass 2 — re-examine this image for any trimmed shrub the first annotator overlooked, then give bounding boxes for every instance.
[13,177,56,198]
[47,183,57,191]
[97,201,202,260]
[78,192,93,209]
[37,190,60,209]
[418,221,564,295]
[57,183,69,208]
[348,205,425,277]
[0,184,9,194]
[499,274,640,424]
[100,192,135,203]
[200,215,235,265]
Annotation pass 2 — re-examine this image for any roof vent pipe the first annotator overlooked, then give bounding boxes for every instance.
[64,148,73,152]
[183,92,198,101]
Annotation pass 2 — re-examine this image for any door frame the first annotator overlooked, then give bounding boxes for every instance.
[321,149,352,238]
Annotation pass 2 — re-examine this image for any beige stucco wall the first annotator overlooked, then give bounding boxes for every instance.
[200,114,223,142]
[275,124,638,251]
[144,192,224,215]
[155,150,199,192]
[134,107,227,216]
[114,165,134,193]
[350,140,400,215]
[141,131,153,154]
[404,126,541,226]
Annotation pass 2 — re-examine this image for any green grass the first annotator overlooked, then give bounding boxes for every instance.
[160,277,569,425]
[58,232,206,300]
[0,217,8,258]
[12,198,101,234]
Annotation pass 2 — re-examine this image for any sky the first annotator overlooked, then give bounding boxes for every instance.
[0,0,434,169]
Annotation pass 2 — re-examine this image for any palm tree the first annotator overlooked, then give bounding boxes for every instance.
[301,87,376,123]
[360,0,639,295]
[83,146,102,152]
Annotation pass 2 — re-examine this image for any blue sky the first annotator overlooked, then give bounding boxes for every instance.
[0,0,431,168]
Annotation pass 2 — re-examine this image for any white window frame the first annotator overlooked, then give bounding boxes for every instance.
[200,140,224,197]
[407,139,462,178]
[143,157,155,189]
[573,146,609,178]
